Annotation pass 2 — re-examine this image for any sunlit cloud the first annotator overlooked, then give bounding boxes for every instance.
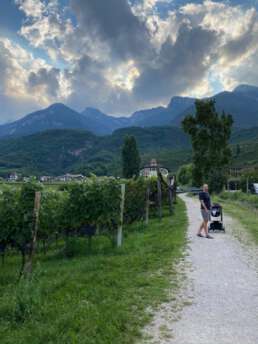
[15,0,45,19]
[106,60,140,91]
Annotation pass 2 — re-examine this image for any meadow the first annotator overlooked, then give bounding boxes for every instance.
[217,191,258,244]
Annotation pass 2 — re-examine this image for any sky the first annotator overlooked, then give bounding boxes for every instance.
[1,0,258,122]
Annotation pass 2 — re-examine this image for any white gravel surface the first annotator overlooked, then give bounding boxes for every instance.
[141,194,258,344]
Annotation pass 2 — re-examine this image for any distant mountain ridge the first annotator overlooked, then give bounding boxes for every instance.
[81,107,129,135]
[172,85,258,128]
[0,98,194,137]
[234,84,258,97]
[0,84,258,137]
[0,103,89,138]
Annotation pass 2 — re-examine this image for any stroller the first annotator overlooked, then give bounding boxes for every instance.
[208,203,225,233]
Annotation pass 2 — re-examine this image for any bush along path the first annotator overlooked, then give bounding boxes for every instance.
[141,194,258,344]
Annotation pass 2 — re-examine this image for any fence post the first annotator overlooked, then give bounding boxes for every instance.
[157,178,162,220]
[173,176,177,204]
[117,184,125,247]
[145,183,150,226]
[24,191,41,275]
[168,177,174,215]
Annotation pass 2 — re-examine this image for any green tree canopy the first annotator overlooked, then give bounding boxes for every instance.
[122,135,141,178]
[177,164,193,186]
[182,99,233,193]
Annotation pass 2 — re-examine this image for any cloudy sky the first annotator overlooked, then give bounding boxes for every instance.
[1,0,258,122]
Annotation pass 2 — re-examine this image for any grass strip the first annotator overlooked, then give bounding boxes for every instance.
[216,193,258,244]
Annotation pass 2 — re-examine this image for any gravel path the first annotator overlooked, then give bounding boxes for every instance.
[141,194,258,344]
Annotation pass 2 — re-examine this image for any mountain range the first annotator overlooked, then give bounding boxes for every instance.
[0,84,258,177]
[1,84,258,138]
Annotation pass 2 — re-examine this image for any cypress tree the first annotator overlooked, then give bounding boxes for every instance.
[122,135,141,178]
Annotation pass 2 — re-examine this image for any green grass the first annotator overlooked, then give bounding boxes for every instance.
[0,201,187,344]
[216,192,258,244]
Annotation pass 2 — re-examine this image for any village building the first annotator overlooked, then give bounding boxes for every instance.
[56,173,85,182]
[40,176,53,183]
[8,172,19,182]
[140,159,169,178]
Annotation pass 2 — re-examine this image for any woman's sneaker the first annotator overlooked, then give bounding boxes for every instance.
[206,234,214,239]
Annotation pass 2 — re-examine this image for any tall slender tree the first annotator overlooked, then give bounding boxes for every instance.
[122,135,141,178]
[182,99,233,192]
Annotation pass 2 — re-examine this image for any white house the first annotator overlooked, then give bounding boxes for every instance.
[8,172,19,182]
[56,174,85,182]
[140,159,169,178]
[40,176,52,183]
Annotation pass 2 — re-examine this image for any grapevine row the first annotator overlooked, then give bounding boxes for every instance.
[0,176,176,276]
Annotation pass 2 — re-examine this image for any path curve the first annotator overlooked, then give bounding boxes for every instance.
[142,194,258,344]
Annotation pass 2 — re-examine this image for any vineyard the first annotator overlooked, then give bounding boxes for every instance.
[0,175,186,344]
[0,176,176,276]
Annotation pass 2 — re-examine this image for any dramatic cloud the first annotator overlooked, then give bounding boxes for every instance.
[1,0,258,119]
[28,67,61,98]
[0,35,70,121]
[70,0,152,60]
[0,37,41,121]
[133,24,219,103]
[16,0,73,61]
[15,0,45,18]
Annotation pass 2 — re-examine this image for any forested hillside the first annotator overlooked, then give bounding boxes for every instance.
[1,123,258,177]
[0,127,190,176]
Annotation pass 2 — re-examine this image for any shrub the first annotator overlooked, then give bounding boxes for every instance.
[219,191,258,208]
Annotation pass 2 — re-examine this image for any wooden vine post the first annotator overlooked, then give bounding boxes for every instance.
[145,183,150,226]
[24,191,41,275]
[168,176,174,215]
[173,175,177,204]
[157,175,162,220]
[117,184,126,247]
